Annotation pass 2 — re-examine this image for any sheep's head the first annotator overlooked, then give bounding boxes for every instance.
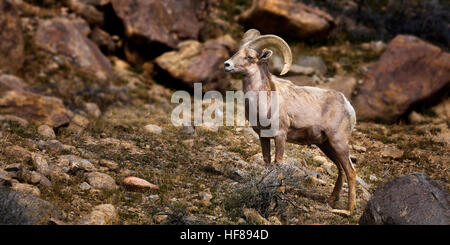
[224,29,292,76]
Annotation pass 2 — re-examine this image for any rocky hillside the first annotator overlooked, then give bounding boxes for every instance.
[0,0,448,225]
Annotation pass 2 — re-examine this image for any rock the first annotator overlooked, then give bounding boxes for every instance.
[0,0,24,73]
[79,182,91,191]
[360,173,449,225]
[66,0,104,26]
[408,111,426,124]
[37,125,56,139]
[5,163,23,172]
[84,102,101,119]
[67,114,90,134]
[155,36,236,91]
[31,153,50,176]
[153,214,169,224]
[199,190,212,201]
[268,216,282,225]
[353,35,450,121]
[37,139,76,154]
[11,183,40,196]
[352,145,367,153]
[89,27,115,54]
[99,159,118,171]
[270,55,315,76]
[85,172,118,191]
[0,186,61,224]
[238,0,334,39]
[3,145,31,163]
[0,114,29,127]
[78,204,118,225]
[431,98,450,120]
[0,74,29,92]
[58,155,96,173]
[123,176,159,189]
[318,75,357,100]
[297,56,327,75]
[380,147,404,159]
[143,124,162,134]
[111,0,207,49]
[35,17,113,80]
[0,90,71,128]
[243,208,271,225]
[369,174,378,182]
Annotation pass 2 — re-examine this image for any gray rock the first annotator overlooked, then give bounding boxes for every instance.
[58,155,96,173]
[359,173,449,225]
[80,182,91,191]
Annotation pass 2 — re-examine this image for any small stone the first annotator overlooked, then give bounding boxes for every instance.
[37,125,56,139]
[78,204,118,225]
[180,125,195,135]
[99,159,119,171]
[153,214,168,224]
[58,155,96,173]
[67,114,90,134]
[369,174,378,182]
[381,147,404,159]
[352,145,367,152]
[199,190,213,201]
[143,124,162,134]
[11,182,41,196]
[409,111,426,124]
[85,172,118,190]
[84,102,101,118]
[123,176,159,189]
[80,182,91,191]
[148,194,160,201]
[268,216,282,225]
[31,153,50,176]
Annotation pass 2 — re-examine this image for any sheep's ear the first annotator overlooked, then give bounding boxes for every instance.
[258,48,273,61]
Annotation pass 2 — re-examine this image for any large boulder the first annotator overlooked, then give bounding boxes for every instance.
[353,35,450,121]
[35,17,113,80]
[111,0,207,49]
[359,173,449,225]
[155,35,236,91]
[0,186,61,225]
[0,75,72,127]
[0,0,24,73]
[238,0,334,39]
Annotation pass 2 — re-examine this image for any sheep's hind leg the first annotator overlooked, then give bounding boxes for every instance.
[318,141,344,208]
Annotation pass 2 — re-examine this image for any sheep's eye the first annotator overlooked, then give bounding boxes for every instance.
[245,55,253,60]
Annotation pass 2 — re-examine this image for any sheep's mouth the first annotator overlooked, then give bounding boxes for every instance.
[224,67,234,72]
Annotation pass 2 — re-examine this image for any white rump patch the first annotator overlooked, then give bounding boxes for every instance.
[341,93,356,132]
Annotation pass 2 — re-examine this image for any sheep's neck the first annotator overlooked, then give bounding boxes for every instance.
[243,63,274,93]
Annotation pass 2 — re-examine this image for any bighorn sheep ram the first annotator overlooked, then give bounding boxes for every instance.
[224,29,357,213]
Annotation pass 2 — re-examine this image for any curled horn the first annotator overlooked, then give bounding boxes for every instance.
[247,35,292,75]
[240,29,261,46]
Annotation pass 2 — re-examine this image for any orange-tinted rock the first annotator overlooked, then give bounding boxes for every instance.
[353,35,450,121]
[0,90,71,128]
[239,0,334,39]
[111,0,207,48]
[155,35,236,91]
[123,176,159,190]
[35,17,113,80]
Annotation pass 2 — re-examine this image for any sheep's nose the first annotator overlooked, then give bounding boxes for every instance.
[224,60,233,72]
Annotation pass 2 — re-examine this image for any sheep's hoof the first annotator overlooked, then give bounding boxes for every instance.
[330,209,351,217]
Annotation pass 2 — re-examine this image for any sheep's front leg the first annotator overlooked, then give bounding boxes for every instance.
[274,133,286,191]
[259,137,271,166]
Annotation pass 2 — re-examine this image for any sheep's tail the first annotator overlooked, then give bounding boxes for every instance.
[341,93,356,132]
